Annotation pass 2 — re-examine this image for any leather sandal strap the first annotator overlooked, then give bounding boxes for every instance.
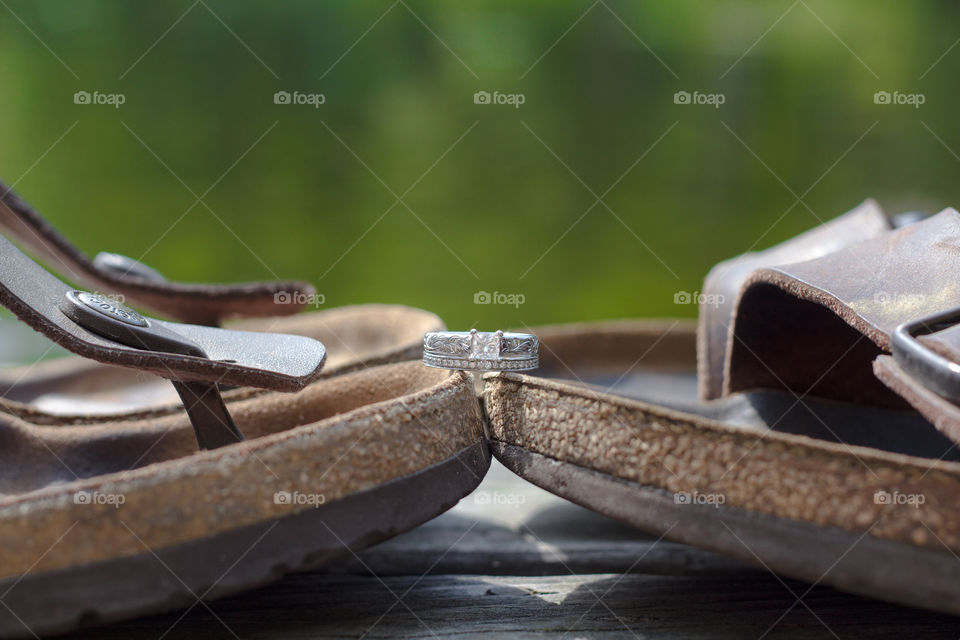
[697,199,891,400]
[0,181,315,326]
[705,206,960,444]
[0,231,326,448]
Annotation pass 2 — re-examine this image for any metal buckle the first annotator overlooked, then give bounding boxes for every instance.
[891,307,960,405]
[93,252,167,282]
[59,290,244,449]
[60,291,205,357]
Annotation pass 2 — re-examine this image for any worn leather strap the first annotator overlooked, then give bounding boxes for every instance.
[0,231,325,391]
[0,230,326,448]
[0,180,315,325]
[697,200,891,400]
[709,207,960,443]
[874,355,960,446]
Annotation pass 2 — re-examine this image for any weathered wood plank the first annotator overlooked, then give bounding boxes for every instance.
[65,573,960,639]
[323,461,751,577]
[60,461,960,638]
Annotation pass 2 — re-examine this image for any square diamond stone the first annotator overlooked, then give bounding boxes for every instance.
[470,332,501,360]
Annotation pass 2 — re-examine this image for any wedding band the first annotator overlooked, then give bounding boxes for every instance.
[423,329,539,371]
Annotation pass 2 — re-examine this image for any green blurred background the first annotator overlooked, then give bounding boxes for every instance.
[0,0,955,330]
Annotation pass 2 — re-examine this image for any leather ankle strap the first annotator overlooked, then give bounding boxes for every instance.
[0,181,315,326]
[0,230,326,448]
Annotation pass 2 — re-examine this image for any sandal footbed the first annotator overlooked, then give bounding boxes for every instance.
[0,361,483,579]
[483,320,960,564]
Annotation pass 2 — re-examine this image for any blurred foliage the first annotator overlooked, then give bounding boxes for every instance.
[0,0,957,330]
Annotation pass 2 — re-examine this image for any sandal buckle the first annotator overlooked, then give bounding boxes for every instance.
[59,290,243,449]
[892,307,960,404]
[93,252,167,283]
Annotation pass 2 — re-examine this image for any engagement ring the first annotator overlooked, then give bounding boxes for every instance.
[422,329,538,371]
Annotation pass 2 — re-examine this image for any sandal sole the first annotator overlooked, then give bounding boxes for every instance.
[491,440,960,615]
[0,439,489,637]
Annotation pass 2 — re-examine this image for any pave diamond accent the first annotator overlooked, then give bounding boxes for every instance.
[421,353,538,371]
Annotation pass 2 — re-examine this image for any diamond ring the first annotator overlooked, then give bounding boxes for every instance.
[422,329,539,371]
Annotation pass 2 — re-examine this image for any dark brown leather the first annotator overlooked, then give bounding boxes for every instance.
[698,200,890,400]
[0,232,325,391]
[0,180,315,325]
[706,207,960,443]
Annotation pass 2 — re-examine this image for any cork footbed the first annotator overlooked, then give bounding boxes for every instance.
[0,303,443,416]
[0,361,484,580]
[483,320,960,613]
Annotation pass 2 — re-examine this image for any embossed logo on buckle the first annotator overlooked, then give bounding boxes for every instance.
[73,291,148,327]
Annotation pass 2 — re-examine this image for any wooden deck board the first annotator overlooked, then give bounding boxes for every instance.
[63,460,960,638]
[69,572,960,639]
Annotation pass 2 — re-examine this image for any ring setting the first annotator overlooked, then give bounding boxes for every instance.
[423,329,538,371]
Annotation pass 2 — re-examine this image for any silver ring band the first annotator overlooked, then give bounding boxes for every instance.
[423,329,539,371]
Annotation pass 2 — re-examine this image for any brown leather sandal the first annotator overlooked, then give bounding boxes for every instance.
[0,181,444,414]
[0,222,487,636]
[484,200,960,614]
